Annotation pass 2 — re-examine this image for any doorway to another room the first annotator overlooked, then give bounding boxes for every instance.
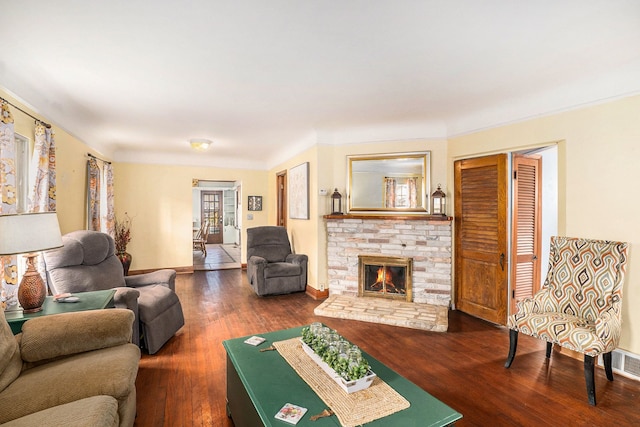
[192,180,242,271]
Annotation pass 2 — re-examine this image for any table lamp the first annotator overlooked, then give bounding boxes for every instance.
[0,212,63,312]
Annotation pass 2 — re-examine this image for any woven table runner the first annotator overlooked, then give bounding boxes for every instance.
[273,338,410,427]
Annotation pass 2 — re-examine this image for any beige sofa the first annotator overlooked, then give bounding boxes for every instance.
[0,308,140,426]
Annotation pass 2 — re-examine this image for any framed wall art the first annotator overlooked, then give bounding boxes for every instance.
[288,162,309,219]
[248,195,262,211]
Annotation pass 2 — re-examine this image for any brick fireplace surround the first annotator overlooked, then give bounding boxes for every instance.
[316,214,453,331]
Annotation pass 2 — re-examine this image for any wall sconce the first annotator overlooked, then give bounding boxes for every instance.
[189,138,212,151]
[431,184,446,216]
[331,188,343,215]
[0,212,63,312]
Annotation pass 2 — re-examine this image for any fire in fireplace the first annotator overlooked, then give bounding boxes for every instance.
[358,255,413,302]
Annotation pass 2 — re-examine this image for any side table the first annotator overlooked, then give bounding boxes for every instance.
[5,289,116,335]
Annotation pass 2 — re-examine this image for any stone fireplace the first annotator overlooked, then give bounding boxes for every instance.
[324,215,452,307]
[358,255,412,302]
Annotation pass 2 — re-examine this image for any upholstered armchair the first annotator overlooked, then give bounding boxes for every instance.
[246,226,308,296]
[43,230,185,354]
[0,308,139,426]
[505,236,629,405]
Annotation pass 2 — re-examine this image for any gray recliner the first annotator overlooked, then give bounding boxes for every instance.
[246,226,308,296]
[43,230,184,354]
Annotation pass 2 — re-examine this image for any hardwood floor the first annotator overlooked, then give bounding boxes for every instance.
[135,270,640,426]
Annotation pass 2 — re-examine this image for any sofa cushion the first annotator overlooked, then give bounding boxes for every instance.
[137,285,180,323]
[0,395,119,427]
[0,310,22,394]
[0,344,139,424]
[264,263,302,279]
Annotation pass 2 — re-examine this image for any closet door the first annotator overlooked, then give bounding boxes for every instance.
[454,154,509,324]
[510,154,542,314]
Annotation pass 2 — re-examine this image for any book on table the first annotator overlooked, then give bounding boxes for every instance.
[274,403,307,425]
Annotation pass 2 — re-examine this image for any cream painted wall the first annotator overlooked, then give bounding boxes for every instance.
[114,162,269,270]
[267,146,323,290]
[448,95,640,354]
[1,88,101,234]
[269,139,448,291]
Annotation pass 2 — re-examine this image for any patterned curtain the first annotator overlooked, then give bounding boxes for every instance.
[103,161,115,235]
[28,123,57,212]
[408,177,417,208]
[87,158,101,231]
[28,123,57,286]
[0,102,18,310]
[384,177,396,208]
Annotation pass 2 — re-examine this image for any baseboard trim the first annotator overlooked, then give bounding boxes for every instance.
[129,266,194,275]
[305,286,329,300]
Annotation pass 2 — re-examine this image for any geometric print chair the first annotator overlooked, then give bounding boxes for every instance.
[505,236,629,405]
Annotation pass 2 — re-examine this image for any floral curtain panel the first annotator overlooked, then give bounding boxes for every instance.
[0,102,18,309]
[28,123,57,212]
[384,177,396,208]
[407,177,417,209]
[87,158,101,231]
[28,123,57,285]
[103,161,115,235]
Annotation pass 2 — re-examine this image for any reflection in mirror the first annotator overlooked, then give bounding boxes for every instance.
[348,152,430,213]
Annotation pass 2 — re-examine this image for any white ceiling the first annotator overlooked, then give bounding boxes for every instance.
[1,1,639,170]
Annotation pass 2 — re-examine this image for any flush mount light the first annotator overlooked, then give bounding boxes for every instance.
[189,138,212,151]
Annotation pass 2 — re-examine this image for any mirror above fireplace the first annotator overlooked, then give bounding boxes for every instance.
[348,151,431,214]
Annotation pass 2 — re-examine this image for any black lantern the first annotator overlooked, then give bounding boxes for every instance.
[431,184,446,216]
[331,188,343,215]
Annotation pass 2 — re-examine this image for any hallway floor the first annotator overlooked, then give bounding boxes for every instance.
[193,243,241,270]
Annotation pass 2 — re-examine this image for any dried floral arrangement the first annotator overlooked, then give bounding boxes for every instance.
[114,212,132,254]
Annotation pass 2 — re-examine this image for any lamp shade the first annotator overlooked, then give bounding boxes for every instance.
[0,212,63,255]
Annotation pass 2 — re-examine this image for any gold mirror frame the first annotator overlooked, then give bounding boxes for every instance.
[347,151,431,214]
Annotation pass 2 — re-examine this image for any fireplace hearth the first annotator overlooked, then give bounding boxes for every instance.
[358,255,413,302]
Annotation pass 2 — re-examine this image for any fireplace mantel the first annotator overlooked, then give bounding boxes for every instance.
[324,214,452,221]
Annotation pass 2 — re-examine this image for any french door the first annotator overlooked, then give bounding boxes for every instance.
[201,191,223,244]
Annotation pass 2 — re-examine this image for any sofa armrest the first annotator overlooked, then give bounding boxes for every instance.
[113,286,140,311]
[286,254,308,265]
[125,269,177,291]
[247,256,266,285]
[19,309,135,363]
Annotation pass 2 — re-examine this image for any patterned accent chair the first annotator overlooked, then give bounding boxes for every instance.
[505,236,629,405]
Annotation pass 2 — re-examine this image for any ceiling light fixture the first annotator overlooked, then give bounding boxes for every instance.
[189,138,212,151]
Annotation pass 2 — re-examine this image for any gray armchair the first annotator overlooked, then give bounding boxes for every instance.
[43,230,184,354]
[246,226,307,296]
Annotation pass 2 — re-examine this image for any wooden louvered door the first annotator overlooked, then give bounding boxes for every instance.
[510,154,542,314]
[454,154,509,324]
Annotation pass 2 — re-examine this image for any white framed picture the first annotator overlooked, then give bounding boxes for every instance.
[288,162,309,220]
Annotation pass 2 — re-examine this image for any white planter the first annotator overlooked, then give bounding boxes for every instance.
[300,340,376,393]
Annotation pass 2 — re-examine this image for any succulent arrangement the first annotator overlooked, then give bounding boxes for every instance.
[301,324,371,381]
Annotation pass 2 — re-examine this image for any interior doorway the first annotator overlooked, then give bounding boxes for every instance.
[192,180,241,271]
[454,145,558,325]
[277,170,287,227]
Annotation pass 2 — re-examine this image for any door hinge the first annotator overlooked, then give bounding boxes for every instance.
[513,170,517,180]
[512,290,516,299]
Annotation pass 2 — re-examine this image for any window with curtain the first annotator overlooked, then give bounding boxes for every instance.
[1,100,58,311]
[87,157,114,234]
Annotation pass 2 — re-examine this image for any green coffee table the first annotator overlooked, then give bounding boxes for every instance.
[5,289,116,335]
[223,326,462,426]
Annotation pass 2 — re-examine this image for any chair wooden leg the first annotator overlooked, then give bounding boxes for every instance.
[546,341,553,358]
[603,351,614,381]
[505,329,518,368]
[584,355,597,406]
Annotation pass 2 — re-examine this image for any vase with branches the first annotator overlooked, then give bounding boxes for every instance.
[114,212,133,275]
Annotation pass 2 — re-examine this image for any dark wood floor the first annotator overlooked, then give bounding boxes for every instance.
[134,270,640,426]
